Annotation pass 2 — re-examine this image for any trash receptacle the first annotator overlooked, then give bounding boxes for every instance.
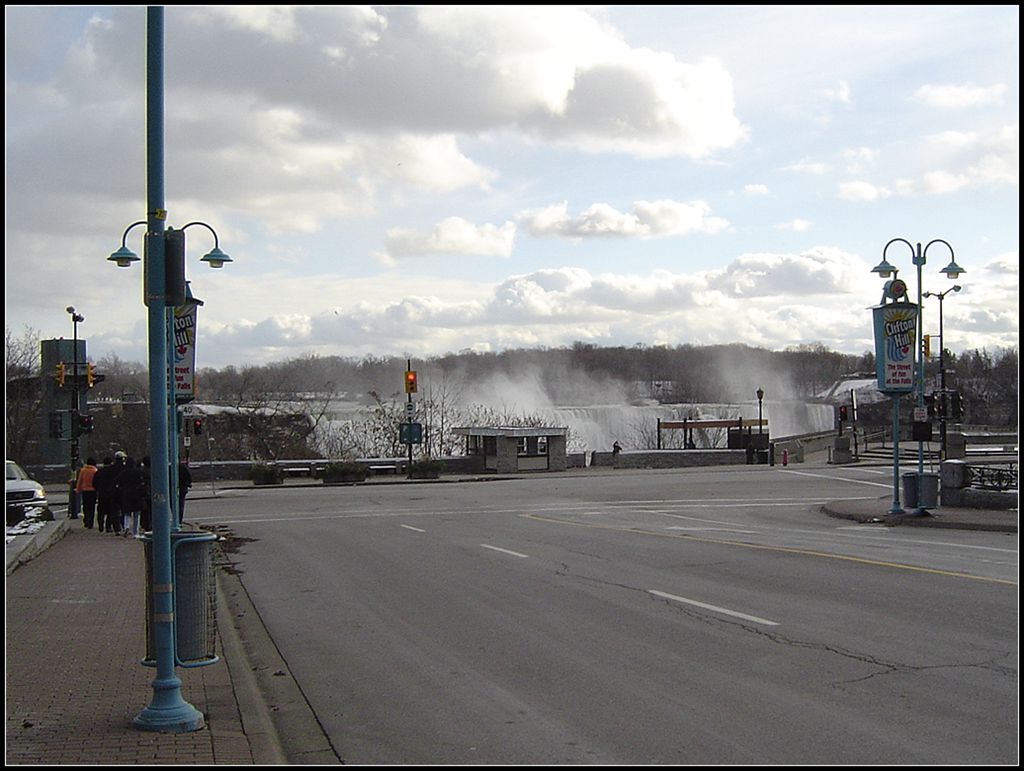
[902,472,940,509]
[143,530,219,667]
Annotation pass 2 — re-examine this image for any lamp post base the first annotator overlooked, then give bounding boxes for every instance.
[133,676,205,733]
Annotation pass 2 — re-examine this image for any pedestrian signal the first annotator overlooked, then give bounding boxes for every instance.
[838,405,848,422]
[77,414,95,435]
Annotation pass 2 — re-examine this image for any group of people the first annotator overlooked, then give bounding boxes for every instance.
[73,454,193,537]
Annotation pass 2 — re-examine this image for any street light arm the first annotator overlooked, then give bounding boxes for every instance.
[180,221,232,268]
[883,237,915,258]
[179,221,221,248]
[119,220,149,247]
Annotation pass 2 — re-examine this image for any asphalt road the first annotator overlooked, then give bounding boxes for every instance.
[191,464,1018,764]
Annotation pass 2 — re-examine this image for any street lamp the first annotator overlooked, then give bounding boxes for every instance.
[756,388,764,435]
[66,306,85,518]
[871,238,965,515]
[922,284,962,459]
[112,220,228,533]
[108,6,231,734]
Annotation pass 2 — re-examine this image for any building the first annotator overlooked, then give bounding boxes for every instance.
[452,426,568,473]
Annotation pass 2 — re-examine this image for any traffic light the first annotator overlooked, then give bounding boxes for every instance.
[55,362,66,387]
[192,418,204,435]
[838,405,848,422]
[86,362,95,387]
[77,414,94,435]
[404,370,418,394]
[922,334,931,359]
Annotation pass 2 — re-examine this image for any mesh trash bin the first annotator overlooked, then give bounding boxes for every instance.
[901,472,940,510]
[143,531,219,667]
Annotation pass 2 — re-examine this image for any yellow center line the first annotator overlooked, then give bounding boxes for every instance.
[521,513,1017,586]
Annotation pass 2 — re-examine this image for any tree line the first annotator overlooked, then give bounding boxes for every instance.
[6,326,1018,465]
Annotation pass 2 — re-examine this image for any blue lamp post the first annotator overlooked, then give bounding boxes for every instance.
[107,6,230,733]
[871,238,965,515]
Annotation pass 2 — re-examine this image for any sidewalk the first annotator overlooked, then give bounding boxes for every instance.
[820,496,1017,532]
[5,519,268,765]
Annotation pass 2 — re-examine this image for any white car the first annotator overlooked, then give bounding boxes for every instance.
[6,460,49,524]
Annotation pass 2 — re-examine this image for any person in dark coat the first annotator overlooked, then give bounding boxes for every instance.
[139,456,153,533]
[93,455,123,533]
[178,461,193,524]
[116,457,146,537]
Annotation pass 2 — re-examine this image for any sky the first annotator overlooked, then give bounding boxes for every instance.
[4,5,1019,371]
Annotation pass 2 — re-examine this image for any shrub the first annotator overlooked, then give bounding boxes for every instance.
[409,459,442,479]
[322,461,368,484]
[250,463,283,485]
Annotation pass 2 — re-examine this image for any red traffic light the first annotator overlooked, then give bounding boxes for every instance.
[192,418,204,435]
[404,370,418,394]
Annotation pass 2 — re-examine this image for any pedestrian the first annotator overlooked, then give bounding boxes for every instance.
[139,456,152,533]
[612,440,622,456]
[93,454,124,533]
[75,457,99,529]
[178,460,193,524]
[117,456,146,538]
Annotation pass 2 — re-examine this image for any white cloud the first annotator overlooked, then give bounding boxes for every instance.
[777,219,812,232]
[837,181,891,202]
[820,80,851,104]
[785,158,831,175]
[912,83,1007,109]
[382,217,516,262]
[518,200,729,239]
[744,184,769,195]
[843,147,878,174]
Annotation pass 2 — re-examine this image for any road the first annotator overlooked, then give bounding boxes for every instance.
[191,464,1018,764]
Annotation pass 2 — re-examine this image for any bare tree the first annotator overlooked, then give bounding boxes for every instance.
[5,326,43,463]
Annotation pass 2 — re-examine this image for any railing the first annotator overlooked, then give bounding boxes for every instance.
[969,463,1018,492]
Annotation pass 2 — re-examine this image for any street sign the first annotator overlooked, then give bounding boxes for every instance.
[400,422,423,445]
[405,401,416,418]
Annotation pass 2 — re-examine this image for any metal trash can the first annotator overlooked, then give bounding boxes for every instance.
[901,472,940,509]
[143,531,219,667]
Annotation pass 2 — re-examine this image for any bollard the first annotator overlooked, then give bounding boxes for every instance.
[782,449,789,466]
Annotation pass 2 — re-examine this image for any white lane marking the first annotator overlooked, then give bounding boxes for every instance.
[400,524,425,532]
[649,590,779,626]
[480,544,530,559]
[665,527,758,534]
[779,468,892,489]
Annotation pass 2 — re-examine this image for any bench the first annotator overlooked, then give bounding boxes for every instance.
[369,464,400,475]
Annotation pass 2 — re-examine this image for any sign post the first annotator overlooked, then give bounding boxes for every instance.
[871,281,918,514]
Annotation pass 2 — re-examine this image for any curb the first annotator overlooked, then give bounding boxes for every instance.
[5,517,69,576]
[214,536,342,764]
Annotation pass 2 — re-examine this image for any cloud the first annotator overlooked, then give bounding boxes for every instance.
[839,123,1018,201]
[518,200,729,239]
[381,217,516,262]
[912,83,1007,109]
[837,181,891,202]
[777,219,812,232]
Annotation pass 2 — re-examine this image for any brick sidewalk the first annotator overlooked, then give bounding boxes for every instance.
[5,527,253,765]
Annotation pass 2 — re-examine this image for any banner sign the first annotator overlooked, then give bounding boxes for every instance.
[872,302,918,393]
[173,302,199,403]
